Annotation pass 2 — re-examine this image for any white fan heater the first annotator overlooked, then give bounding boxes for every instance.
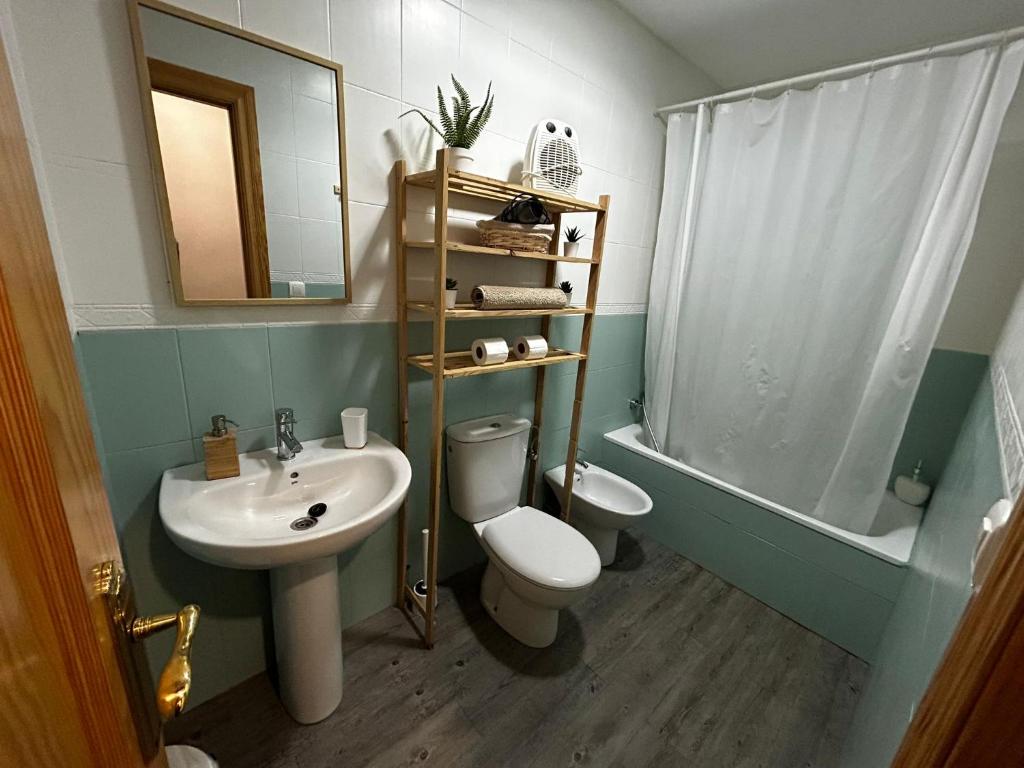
[522,119,583,197]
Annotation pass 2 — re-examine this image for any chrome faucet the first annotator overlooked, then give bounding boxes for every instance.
[573,455,589,481]
[275,408,303,461]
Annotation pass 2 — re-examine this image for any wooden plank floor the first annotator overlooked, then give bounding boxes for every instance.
[167,532,867,767]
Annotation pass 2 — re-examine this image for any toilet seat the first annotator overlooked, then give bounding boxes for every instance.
[476,506,600,591]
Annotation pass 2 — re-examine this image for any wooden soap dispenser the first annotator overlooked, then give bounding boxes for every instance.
[204,414,240,480]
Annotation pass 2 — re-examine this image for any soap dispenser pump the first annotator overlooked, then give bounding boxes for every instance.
[895,459,931,507]
[203,414,240,480]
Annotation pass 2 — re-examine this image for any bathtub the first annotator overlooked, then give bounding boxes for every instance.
[604,423,922,566]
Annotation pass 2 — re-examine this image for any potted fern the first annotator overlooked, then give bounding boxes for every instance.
[400,76,494,171]
[563,226,584,259]
[445,277,458,309]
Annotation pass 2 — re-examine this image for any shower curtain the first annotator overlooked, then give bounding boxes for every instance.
[646,41,1024,534]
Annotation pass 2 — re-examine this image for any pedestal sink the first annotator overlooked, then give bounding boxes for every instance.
[159,433,411,724]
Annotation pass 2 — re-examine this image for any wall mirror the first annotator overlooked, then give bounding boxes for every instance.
[128,0,351,305]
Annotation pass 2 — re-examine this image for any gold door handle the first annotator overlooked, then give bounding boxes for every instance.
[130,605,200,720]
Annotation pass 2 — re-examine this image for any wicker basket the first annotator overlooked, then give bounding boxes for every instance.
[476,220,554,253]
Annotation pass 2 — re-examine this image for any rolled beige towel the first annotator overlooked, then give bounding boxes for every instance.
[471,285,568,310]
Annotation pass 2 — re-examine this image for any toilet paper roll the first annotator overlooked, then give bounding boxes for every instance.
[512,335,548,361]
[471,337,509,366]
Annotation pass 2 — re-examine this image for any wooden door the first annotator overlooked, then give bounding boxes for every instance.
[0,33,167,768]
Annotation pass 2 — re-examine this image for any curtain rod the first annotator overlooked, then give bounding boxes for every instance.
[655,24,1024,119]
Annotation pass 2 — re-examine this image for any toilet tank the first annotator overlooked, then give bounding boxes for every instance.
[446,414,531,523]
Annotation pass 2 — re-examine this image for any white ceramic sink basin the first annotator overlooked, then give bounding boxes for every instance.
[545,462,652,565]
[160,433,411,569]
[158,431,411,725]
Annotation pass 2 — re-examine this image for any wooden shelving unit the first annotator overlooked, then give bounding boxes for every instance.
[394,148,610,647]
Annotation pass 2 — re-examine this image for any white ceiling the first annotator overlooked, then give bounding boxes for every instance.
[617,0,1024,90]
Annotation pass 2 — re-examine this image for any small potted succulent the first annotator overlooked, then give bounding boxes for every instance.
[560,280,573,306]
[445,277,458,309]
[400,75,494,171]
[563,226,584,258]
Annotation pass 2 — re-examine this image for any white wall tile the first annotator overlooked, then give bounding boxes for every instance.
[507,0,553,58]
[291,57,336,103]
[462,0,507,33]
[257,85,296,155]
[6,0,716,327]
[45,158,167,306]
[329,0,401,98]
[267,214,302,272]
[300,218,343,274]
[294,94,339,164]
[578,81,613,171]
[262,153,299,216]
[402,0,461,111]
[459,12,507,108]
[240,0,330,59]
[7,0,149,165]
[347,202,395,308]
[297,159,342,221]
[499,41,550,144]
[159,0,241,26]
[343,85,401,206]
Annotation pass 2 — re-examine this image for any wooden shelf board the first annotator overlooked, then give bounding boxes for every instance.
[406,301,591,319]
[407,347,585,378]
[404,168,603,214]
[405,240,595,265]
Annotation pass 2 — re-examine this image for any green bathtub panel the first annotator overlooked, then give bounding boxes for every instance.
[603,438,906,601]
[639,487,892,660]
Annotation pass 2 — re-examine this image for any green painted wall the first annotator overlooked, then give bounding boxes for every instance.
[75,313,644,706]
[840,372,1005,767]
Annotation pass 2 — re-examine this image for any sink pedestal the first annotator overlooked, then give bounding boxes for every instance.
[270,555,343,724]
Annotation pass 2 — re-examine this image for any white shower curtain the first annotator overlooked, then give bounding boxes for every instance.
[646,41,1024,534]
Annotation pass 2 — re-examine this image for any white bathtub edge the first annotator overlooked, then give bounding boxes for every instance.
[603,424,918,567]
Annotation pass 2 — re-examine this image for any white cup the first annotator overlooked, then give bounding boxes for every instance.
[341,407,368,449]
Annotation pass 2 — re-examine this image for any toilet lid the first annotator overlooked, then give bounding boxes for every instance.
[482,506,600,590]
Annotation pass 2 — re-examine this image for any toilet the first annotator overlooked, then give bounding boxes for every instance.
[446,415,601,648]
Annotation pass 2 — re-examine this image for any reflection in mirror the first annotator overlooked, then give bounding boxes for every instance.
[132,2,350,304]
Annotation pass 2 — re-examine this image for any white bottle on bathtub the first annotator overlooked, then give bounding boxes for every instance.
[895,460,931,507]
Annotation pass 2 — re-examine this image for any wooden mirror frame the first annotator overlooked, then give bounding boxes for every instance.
[125,0,352,306]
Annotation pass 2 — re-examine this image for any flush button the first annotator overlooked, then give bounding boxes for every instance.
[308,503,327,518]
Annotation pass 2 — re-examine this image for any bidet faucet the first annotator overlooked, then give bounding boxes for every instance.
[574,455,589,482]
[275,408,303,461]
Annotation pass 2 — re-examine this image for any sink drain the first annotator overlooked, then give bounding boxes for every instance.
[290,516,318,531]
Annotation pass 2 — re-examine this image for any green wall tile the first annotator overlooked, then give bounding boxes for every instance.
[889,348,989,488]
[842,373,1004,767]
[78,313,650,705]
[268,323,397,438]
[78,329,190,452]
[178,327,274,437]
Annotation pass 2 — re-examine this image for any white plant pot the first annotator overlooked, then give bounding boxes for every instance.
[564,241,580,259]
[450,147,474,171]
[445,289,458,309]
[563,292,572,306]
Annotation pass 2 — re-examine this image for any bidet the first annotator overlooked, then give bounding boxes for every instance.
[545,463,653,565]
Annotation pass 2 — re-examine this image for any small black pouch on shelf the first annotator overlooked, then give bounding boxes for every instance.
[496,193,552,226]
